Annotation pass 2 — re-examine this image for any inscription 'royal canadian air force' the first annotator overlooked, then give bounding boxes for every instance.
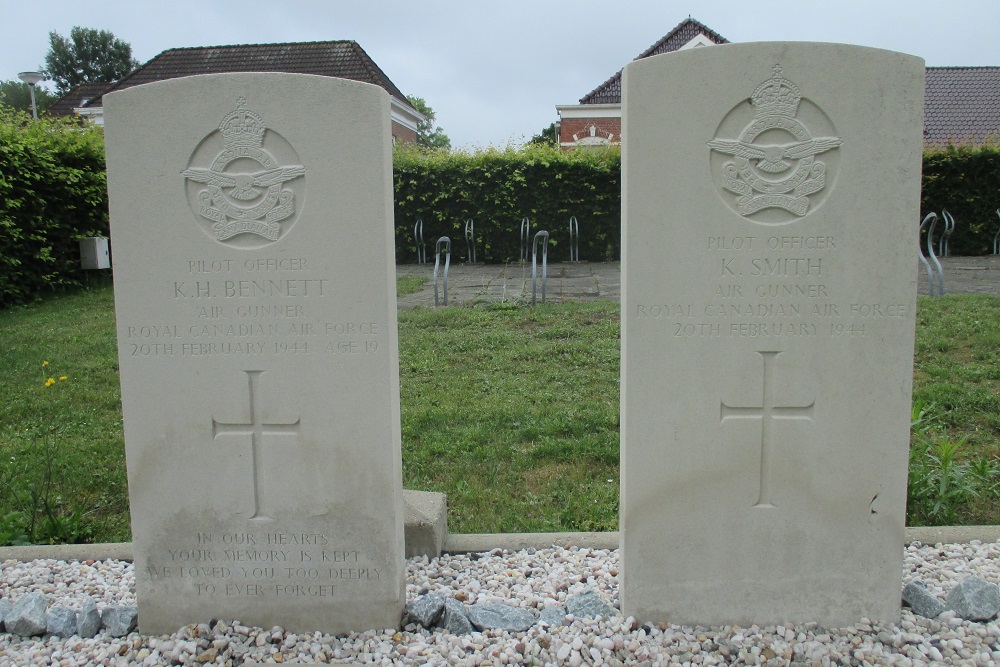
[708,65,841,219]
[183,98,306,243]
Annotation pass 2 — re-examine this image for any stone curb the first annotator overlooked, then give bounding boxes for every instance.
[2,527,998,563]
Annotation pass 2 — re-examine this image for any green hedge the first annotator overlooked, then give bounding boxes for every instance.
[395,142,1000,265]
[4,126,999,308]
[0,107,109,307]
[921,143,1000,256]
[393,144,621,264]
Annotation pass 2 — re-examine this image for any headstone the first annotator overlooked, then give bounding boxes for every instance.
[105,73,405,635]
[620,43,924,626]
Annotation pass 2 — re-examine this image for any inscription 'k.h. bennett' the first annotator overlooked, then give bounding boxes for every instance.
[212,370,301,521]
[720,351,814,508]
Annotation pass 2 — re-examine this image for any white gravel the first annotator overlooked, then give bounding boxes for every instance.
[1,540,999,666]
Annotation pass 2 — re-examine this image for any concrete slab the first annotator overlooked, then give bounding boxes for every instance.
[403,490,447,559]
[3,527,997,564]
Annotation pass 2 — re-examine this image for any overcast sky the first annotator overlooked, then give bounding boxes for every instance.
[3,1,999,149]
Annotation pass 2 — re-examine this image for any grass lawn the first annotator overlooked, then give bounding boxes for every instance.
[0,279,998,544]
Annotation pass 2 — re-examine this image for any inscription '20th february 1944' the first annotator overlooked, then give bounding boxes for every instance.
[633,234,906,337]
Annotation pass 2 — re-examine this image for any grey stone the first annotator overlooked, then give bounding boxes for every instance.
[405,592,446,628]
[902,580,945,618]
[6,591,48,636]
[46,606,78,638]
[538,604,568,627]
[438,598,475,635]
[102,605,138,637]
[566,589,615,619]
[0,599,10,632]
[466,601,535,632]
[404,489,448,559]
[76,597,102,638]
[946,576,1000,621]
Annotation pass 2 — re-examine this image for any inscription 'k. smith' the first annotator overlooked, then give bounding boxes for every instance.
[720,351,814,508]
[212,370,301,521]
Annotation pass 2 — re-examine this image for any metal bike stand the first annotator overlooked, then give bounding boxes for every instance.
[433,237,451,306]
[568,216,579,262]
[918,213,938,296]
[464,218,476,264]
[939,209,955,258]
[519,217,531,262]
[414,218,426,264]
[531,230,550,305]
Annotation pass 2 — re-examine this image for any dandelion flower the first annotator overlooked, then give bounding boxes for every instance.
[59,376,68,381]
[42,361,49,367]
[44,378,55,387]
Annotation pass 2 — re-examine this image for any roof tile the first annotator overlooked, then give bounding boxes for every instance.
[47,82,116,117]
[924,67,1000,145]
[579,17,729,105]
[83,40,412,110]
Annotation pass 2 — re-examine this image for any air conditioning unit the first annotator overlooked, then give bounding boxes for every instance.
[79,237,111,270]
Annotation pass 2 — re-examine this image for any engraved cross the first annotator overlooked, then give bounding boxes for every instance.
[720,350,814,508]
[212,370,301,521]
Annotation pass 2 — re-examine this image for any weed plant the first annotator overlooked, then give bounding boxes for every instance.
[912,294,1000,524]
[907,400,997,525]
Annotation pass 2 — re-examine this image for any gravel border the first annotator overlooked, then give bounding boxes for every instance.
[2,539,1000,665]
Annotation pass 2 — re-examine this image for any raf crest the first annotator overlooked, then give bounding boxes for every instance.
[708,65,841,220]
[183,98,306,243]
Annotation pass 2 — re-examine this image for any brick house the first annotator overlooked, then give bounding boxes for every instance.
[51,40,423,144]
[556,18,728,149]
[556,17,1000,149]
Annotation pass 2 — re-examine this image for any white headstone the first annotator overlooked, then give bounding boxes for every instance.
[105,73,405,635]
[620,43,924,626]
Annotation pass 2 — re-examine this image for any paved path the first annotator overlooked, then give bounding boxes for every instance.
[396,262,621,308]
[916,254,1000,296]
[397,256,1000,307]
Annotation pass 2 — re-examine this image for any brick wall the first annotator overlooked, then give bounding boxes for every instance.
[392,121,418,145]
[559,117,622,148]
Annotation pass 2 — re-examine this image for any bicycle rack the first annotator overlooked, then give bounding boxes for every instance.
[414,219,426,264]
[918,213,937,296]
[531,230,550,305]
[433,237,451,306]
[939,209,956,257]
[568,216,579,262]
[519,217,531,262]
[920,212,946,296]
[464,218,476,264]
[993,209,1000,255]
